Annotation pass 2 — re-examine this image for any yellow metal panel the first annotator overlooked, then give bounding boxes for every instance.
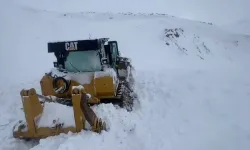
[94,76,116,97]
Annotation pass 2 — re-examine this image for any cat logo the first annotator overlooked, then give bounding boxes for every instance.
[65,42,78,51]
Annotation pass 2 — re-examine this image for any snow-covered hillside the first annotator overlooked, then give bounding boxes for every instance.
[0,0,250,150]
[222,20,250,35]
[10,0,250,25]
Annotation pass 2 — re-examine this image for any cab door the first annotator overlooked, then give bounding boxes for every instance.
[108,41,119,67]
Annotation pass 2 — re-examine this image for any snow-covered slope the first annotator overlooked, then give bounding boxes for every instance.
[221,20,250,35]
[0,1,250,150]
[11,0,250,25]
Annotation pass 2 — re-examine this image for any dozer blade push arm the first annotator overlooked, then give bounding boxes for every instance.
[80,93,97,127]
[80,92,106,132]
[72,87,106,133]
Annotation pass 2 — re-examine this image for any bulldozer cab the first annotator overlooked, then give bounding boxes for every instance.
[48,38,120,73]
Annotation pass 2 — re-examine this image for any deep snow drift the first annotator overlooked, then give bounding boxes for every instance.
[0,1,250,150]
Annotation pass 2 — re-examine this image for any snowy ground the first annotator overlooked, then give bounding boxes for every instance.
[0,0,250,150]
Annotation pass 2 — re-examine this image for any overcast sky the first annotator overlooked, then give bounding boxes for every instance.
[14,0,250,25]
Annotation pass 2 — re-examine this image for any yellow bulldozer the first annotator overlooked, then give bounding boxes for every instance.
[13,38,137,140]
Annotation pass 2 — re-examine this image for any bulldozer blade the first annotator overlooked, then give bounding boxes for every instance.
[13,87,106,140]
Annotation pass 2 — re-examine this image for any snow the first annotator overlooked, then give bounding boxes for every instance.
[37,102,76,128]
[13,0,250,25]
[72,85,84,91]
[94,68,117,79]
[50,68,93,85]
[13,120,28,132]
[0,0,250,150]
[50,67,117,85]
[118,69,127,78]
[94,68,118,85]
[221,20,250,35]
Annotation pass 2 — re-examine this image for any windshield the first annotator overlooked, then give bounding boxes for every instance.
[64,51,102,72]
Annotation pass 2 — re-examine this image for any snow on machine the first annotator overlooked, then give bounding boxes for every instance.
[13,38,136,139]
